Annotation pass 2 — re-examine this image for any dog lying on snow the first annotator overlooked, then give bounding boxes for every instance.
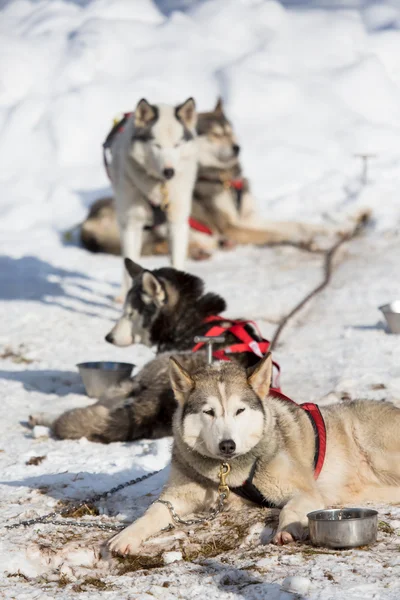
[29,260,274,442]
[81,98,367,261]
[107,353,400,555]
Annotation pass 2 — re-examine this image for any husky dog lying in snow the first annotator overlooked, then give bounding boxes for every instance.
[108,353,400,556]
[30,260,269,443]
[81,97,367,261]
[106,97,198,299]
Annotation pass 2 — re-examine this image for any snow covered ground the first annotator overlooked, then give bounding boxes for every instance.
[1,0,400,598]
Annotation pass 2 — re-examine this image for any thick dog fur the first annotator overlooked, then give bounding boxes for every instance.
[30,262,263,442]
[107,353,400,556]
[108,98,198,298]
[81,98,368,260]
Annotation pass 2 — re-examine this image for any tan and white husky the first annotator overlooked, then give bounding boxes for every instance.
[108,98,198,298]
[108,353,400,556]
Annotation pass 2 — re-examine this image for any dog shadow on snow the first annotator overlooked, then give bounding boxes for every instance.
[1,464,167,507]
[0,368,85,396]
[0,255,117,317]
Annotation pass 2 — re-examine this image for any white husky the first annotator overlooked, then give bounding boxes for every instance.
[108,98,198,299]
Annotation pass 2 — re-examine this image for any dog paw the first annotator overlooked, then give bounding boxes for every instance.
[272,530,295,545]
[107,529,141,557]
[219,238,237,250]
[190,248,212,261]
[28,415,38,428]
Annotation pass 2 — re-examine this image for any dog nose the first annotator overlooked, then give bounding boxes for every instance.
[232,144,240,156]
[219,439,236,455]
[163,168,175,179]
[105,332,114,344]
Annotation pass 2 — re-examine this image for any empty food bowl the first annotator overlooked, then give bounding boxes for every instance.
[77,361,134,398]
[379,302,400,334]
[307,508,378,549]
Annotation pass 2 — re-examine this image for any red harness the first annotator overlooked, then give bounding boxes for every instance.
[192,315,281,390]
[192,316,326,484]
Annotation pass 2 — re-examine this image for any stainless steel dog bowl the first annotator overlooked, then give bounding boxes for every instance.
[379,301,400,334]
[77,362,134,398]
[308,508,378,549]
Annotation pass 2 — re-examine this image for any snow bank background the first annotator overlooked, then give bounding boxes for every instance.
[1,0,400,598]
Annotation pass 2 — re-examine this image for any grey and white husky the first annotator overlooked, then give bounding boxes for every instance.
[108,353,400,556]
[108,98,198,298]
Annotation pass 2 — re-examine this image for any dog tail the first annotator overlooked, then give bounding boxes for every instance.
[222,224,285,246]
[52,405,113,441]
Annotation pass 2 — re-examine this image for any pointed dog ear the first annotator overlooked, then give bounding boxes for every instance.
[214,97,224,115]
[124,258,144,279]
[247,353,272,400]
[142,271,166,307]
[169,357,194,404]
[134,98,157,128]
[176,97,197,130]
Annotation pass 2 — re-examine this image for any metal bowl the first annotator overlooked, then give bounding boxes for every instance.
[379,302,400,334]
[307,508,378,549]
[77,361,134,398]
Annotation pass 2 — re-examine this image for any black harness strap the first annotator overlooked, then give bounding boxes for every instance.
[304,408,320,473]
[230,460,278,509]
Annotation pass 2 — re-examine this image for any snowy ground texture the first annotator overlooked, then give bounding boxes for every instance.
[1,0,400,598]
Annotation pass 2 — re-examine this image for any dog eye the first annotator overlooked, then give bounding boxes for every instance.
[203,409,215,417]
[236,408,245,416]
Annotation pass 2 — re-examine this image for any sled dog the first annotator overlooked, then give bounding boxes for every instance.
[108,97,198,298]
[81,98,367,260]
[108,353,400,555]
[29,261,270,442]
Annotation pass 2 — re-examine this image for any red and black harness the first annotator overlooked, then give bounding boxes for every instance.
[192,317,327,507]
[102,114,216,236]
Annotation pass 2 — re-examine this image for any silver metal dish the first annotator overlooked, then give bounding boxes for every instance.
[379,302,400,334]
[307,508,378,549]
[77,361,134,398]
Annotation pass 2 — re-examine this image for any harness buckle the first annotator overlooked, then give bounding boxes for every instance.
[160,182,170,211]
[218,463,231,499]
[193,335,225,365]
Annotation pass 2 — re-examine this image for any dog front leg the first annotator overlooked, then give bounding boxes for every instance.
[168,219,189,270]
[272,490,325,545]
[119,221,144,300]
[107,464,208,556]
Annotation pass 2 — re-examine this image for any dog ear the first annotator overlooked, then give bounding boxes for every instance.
[142,271,166,307]
[134,99,157,128]
[124,258,144,279]
[214,97,224,116]
[169,357,194,404]
[176,97,197,130]
[247,353,272,400]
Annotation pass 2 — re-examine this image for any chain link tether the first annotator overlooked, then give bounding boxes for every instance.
[5,470,161,531]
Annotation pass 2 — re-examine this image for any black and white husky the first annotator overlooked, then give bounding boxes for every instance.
[30,261,269,443]
[108,98,198,299]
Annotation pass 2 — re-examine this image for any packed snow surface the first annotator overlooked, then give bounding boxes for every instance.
[1,0,400,598]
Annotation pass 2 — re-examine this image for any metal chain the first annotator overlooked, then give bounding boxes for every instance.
[156,492,227,527]
[5,470,161,531]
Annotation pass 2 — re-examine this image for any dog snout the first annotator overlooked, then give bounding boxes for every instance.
[163,168,175,179]
[232,144,240,156]
[105,332,114,344]
[219,439,236,456]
